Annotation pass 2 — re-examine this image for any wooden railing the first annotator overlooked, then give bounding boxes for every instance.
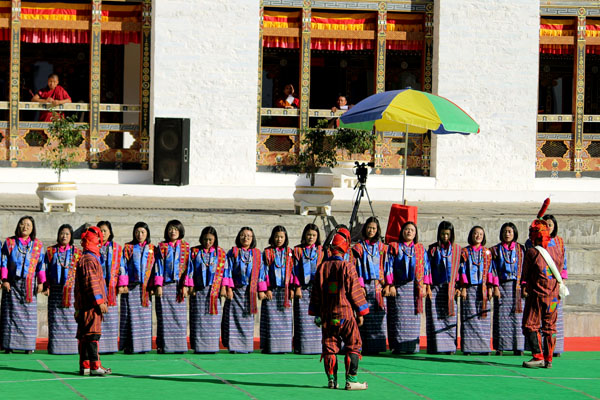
[0,103,143,168]
[257,108,431,175]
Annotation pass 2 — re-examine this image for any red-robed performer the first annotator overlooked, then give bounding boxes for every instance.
[521,198,565,369]
[31,74,71,121]
[74,226,112,376]
[309,227,369,391]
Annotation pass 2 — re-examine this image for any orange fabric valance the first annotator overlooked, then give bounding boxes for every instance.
[0,1,142,44]
[263,10,423,52]
[386,13,424,51]
[540,17,600,55]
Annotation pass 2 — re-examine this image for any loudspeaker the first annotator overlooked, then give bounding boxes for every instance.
[153,117,190,186]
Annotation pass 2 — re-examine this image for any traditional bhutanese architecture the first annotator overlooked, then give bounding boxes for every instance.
[0,0,598,202]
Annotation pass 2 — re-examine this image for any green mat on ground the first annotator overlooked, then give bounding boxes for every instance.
[1,351,599,399]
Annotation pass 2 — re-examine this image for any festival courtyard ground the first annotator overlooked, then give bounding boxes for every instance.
[0,350,599,399]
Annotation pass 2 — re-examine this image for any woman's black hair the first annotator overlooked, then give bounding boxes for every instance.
[132,221,151,244]
[15,215,36,240]
[499,222,518,244]
[436,221,455,244]
[97,220,114,242]
[235,226,257,249]
[361,216,381,242]
[467,225,487,246]
[542,215,558,238]
[301,223,321,246]
[268,225,289,248]
[164,219,185,241]
[399,221,419,244]
[200,226,219,249]
[56,224,74,246]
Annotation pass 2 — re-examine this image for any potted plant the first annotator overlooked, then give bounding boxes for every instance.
[332,125,376,186]
[35,110,86,212]
[293,119,338,215]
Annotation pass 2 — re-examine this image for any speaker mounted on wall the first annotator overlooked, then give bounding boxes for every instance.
[153,117,190,186]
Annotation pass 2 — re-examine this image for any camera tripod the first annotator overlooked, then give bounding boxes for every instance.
[348,170,375,235]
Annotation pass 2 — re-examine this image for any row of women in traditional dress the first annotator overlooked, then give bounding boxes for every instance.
[0,214,567,356]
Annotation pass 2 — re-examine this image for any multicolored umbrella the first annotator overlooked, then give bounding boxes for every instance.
[340,88,479,134]
[340,89,479,202]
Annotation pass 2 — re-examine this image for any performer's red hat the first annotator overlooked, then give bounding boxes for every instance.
[81,226,104,255]
[331,227,351,254]
[529,198,551,248]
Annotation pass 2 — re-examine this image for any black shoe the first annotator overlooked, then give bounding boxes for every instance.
[24,350,33,354]
[514,350,524,356]
[553,353,561,358]
[496,350,503,356]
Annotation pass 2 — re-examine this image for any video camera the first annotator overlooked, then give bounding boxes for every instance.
[353,161,375,185]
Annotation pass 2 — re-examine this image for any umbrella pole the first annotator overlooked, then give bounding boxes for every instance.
[402,123,409,204]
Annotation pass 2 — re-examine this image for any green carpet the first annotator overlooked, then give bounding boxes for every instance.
[1,351,599,399]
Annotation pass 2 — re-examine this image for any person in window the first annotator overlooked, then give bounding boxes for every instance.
[31,74,71,121]
[276,84,300,109]
[329,95,352,128]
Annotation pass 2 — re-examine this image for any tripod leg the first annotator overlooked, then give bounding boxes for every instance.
[349,186,363,233]
[363,186,375,217]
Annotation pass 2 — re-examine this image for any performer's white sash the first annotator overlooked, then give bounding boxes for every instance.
[535,246,569,299]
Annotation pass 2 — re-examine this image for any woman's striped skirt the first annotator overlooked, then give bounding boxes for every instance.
[48,284,78,354]
[260,287,292,353]
[119,284,152,353]
[292,287,322,354]
[425,284,457,353]
[358,280,388,354]
[0,278,37,351]
[387,282,421,354]
[460,285,492,353]
[155,282,188,353]
[492,280,525,352]
[221,285,255,353]
[189,286,222,353]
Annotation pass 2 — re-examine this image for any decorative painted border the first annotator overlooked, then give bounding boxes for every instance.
[299,0,311,131]
[89,0,102,168]
[9,0,21,167]
[263,0,432,11]
[140,0,152,170]
[574,8,586,177]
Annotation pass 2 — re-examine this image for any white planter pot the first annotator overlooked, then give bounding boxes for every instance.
[36,182,77,212]
[293,174,334,216]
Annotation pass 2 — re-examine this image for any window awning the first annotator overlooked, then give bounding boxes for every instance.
[262,10,424,52]
[0,2,142,44]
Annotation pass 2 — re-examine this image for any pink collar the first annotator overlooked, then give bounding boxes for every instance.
[18,237,31,246]
[58,245,71,252]
[502,242,516,250]
[472,245,482,251]
[138,241,147,248]
[403,241,414,247]
[202,246,215,253]
[168,240,180,248]
[304,243,316,249]
[440,241,450,249]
